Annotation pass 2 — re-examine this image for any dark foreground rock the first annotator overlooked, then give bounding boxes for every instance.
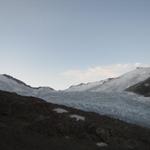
[0,90,150,150]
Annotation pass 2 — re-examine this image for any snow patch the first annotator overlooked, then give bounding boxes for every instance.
[53,108,68,114]
[65,136,70,139]
[96,142,108,147]
[144,83,150,87]
[70,114,85,121]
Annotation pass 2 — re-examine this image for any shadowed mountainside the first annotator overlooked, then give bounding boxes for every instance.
[126,77,150,97]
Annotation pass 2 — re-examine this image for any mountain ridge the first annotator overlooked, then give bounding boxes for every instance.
[0,74,55,98]
[66,67,150,92]
[2,74,55,90]
[1,67,150,94]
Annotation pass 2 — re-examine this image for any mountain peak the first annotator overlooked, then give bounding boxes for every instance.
[1,74,54,91]
[0,74,55,97]
[2,74,32,88]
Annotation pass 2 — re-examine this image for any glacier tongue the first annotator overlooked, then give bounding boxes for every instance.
[44,91,150,128]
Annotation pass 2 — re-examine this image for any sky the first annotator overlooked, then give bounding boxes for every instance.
[0,0,150,89]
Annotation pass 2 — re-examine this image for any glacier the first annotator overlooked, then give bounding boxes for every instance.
[43,91,150,128]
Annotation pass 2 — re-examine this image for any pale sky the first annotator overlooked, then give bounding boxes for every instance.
[0,0,150,89]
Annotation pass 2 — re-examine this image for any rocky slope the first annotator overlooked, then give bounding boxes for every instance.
[0,90,150,150]
[126,77,150,97]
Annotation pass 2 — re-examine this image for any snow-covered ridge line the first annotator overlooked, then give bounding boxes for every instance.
[66,67,150,92]
[2,74,55,90]
[0,74,55,98]
[3,74,31,87]
[66,78,114,92]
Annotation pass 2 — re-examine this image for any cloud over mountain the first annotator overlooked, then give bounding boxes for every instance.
[62,63,149,86]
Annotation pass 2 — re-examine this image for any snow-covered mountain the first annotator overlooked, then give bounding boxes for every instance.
[66,78,114,92]
[1,67,150,95]
[0,74,55,97]
[66,67,150,92]
[0,68,150,128]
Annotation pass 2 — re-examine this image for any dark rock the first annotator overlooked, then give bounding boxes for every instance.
[0,90,150,150]
[126,77,150,97]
